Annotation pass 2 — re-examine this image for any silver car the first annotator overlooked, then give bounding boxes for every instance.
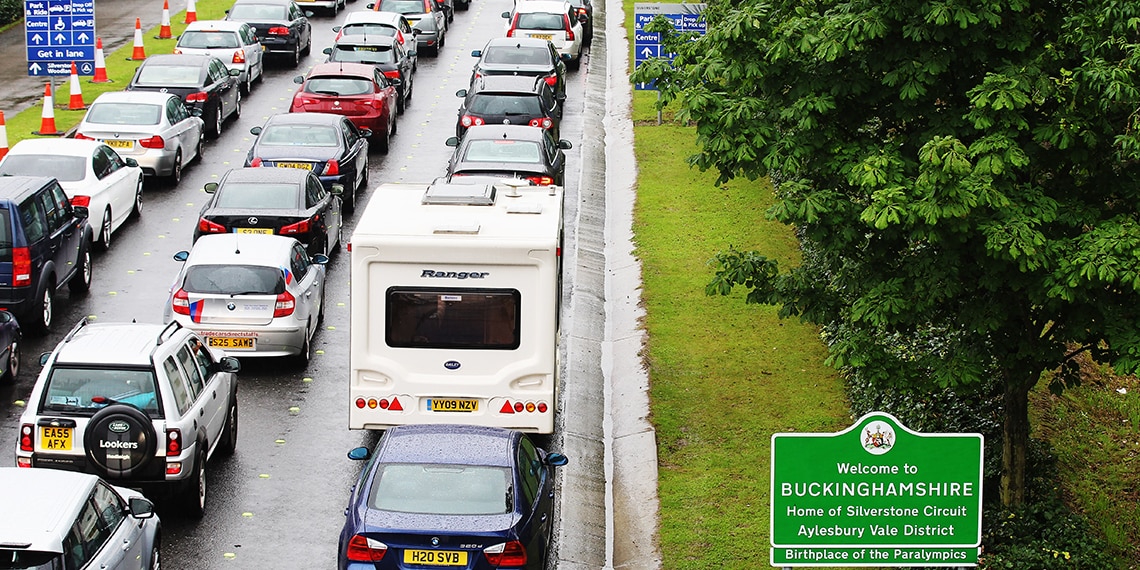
[176,20,266,95]
[76,91,205,185]
[167,234,328,366]
[0,467,160,569]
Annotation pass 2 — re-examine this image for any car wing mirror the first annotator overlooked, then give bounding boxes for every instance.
[229,68,242,76]
[545,452,569,466]
[125,158,139,167]
[456,88,467,97]
[190,107,204,117]
[250,126,262,136]
[128,497,156,519]
[330,183,345,196]
[471,49,481,57]
[39,352,51,366]
[293,75,305,84]
[359,127,373,138]
[322,47,332,55]
[445,136,460,147]
[204,182,219,194]
[304,10,315,17]
[501,10,510,17]
[407,49,417,57]
[579,14,588,22]
[173,251,190,261]
[212,356,241,373]
[71,205,89,220]
[558,139,572,149]
[312,254,330,265]
[348,446,371,460]
[332,26,341,32]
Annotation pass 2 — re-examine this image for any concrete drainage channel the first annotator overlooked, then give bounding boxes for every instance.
[553,0,663,566]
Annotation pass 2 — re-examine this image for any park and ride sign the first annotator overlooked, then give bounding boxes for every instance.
[770,412,983,567]
[25,0,96,77]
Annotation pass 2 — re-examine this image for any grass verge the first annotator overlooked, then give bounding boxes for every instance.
[6,0,235,144]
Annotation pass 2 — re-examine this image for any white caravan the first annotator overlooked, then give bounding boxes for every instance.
[348,182,563,433]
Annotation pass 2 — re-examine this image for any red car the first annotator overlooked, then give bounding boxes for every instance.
[290,62,398,147]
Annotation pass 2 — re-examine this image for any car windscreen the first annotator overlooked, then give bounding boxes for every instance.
[134,64,203,87]
[85,102,162,126]
[41,368,161,418]
[304,76,375,96]
[261,125,341,147]
[0,155,86,182]
[380,0,427,14]
[215,183,302,209]
[462,139,542,164]
[178,31,241,49]
[0,549,59,569]
[227,4,287,19]
[386,287,521,349]
[369,463,512,515]
[483,46,550,66]
[516,12,566,30]
[328,45,397,65]
[468,94,542,116]
[340,23,398,37]
[183,265,286,295]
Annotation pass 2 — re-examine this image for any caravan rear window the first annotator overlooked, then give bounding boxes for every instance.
[386,287,520,349]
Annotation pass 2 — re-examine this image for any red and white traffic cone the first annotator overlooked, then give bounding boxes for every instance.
[67,63,86,110]
[129,18,146,60]
[0,111,8,161]
[184,0,197,24]
[91,37,110,83]
[157,0,173,39]
[32,84,60,136]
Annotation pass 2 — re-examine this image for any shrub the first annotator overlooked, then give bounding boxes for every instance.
[0,0,21,26]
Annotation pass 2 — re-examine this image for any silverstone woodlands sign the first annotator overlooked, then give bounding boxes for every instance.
[770,412,983,567]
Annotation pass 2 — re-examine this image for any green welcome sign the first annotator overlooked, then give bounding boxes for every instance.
[770,412,983,567]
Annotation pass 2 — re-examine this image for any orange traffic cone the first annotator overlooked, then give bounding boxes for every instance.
[0,111,8,161]
[157,0,173,39]
[184,0,197,24]
[32,84,60,136]
[129,18,146,60]
[91,37,110,83]
[67,63,86,110]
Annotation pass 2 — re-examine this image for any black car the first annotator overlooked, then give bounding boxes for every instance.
[569,0,592,44]
[445,124,571,186]
[126,54,241,138]
[226,0,313,66]
[195,168,343,257]
[470,37,567,100]
[246,113,371,213]
[324,36,416,113]
[0,176,93,335]
[455,75,563,138]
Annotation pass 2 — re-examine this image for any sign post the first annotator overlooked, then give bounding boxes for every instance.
[632,2,706,92]
[770,412,983,567]
[25,0,97,78]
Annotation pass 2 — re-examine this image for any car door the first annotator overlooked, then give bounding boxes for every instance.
[516,437,553,559]
[290,238,322,328]
[210,59,239,120]
[288,2,310,47]
[94,145,135,232]
[241,24,263,78]
[89,481,147,568]
[39,183,83,285]
[164,95,194,161]
[307,175,339,252]
[341,118,367,187]
[176,341,226,449]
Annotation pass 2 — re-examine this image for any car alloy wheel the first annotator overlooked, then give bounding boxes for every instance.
[2,339,19,381]
[98,210,112,251]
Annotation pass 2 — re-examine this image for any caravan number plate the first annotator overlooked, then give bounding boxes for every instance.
[427,398,479,412]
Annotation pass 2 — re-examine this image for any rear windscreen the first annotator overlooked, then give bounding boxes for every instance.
[340,24,397,37]
[463,139,542,164]
[304,76,374,96]
[183,265,286,295]
[483,46,550,66]
[41,368,161,418]
[0,549,59,569]
[227,4,287,19]
[215,183,301,209]
[379,0,426,14]
[387,287,520,349]
[261,125,340,147]
[0,155,86,182]
[178,31,240,49]
[468,94,542,116]
[134,64,202,88]
[329,45,396,65]
[86,102,162,126]
[369,463,511,515]
[517,12,566,31]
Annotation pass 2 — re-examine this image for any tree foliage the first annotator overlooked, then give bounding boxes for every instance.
[633,0,1140,506]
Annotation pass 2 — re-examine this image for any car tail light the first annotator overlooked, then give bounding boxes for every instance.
[198,218,227,234]
[74,132,95,140]
[12,247,31,287]
[460,115,485,128]
[529,117,554,129]
[273,290,296,318]
[574,7,587,16]
[139,135,165,149]
[250,157,263,167]
[185,91,208,103]
[382,69,400,80]
[346,242,352,252]
[322,159,340,176]
[280,216,315,236]
[484,541,527,566]
[172,288,190,315]
[396,30,405,45]
[166,428,181,456]
[174,48,183,54]
[345,535,387,562]
[526,175,554,185]
[473,71,483,81]
[544,74,558,87]
[70,195,91,207]
[564,14,575,41]
[19,424,33,452]
[233,50,246,64]
[506,14,519,37]
[268,26,289,35]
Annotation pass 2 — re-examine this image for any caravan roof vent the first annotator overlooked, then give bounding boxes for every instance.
[422,183,496,206]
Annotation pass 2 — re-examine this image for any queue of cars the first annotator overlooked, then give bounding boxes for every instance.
[3,0,586,566]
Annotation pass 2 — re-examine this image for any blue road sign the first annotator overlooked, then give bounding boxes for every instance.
[25,0,97,77]
[633,2,706,90]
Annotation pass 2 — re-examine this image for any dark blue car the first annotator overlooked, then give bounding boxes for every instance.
[338,425,568,569]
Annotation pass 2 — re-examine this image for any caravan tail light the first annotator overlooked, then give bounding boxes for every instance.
[525,175,554,186]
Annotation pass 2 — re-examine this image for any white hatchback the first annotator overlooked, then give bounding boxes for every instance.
[0,139,143,251]
[503,0,585,70]
[175,20,265,94]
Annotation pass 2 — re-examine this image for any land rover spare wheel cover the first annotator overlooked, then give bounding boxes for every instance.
[84,405,158,478]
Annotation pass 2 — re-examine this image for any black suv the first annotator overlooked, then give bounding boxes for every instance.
[0,176,93,334]
[455,74,564,138]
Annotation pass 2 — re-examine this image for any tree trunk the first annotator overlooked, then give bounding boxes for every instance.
[1000,374,1033,507]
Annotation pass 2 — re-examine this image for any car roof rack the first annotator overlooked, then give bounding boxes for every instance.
[157,320,183,348]
[62,317,90,343]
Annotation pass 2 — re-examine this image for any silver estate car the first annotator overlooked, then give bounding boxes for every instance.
[76,91,205,184]
[0,468,160,569]
[166,234,328,367]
